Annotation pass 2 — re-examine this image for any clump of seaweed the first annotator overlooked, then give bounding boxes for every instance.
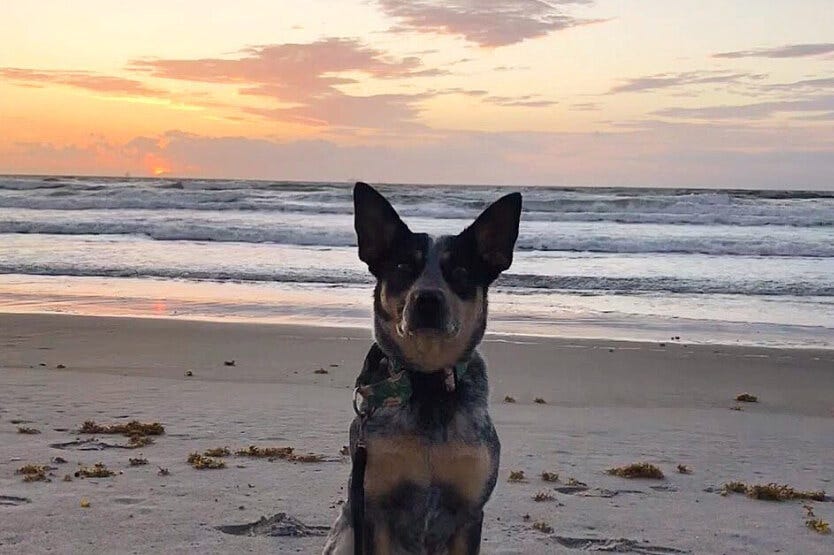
[80,497,90,508]
[129,457,148,466]
[203,447,231,458]
[735,393,758,403]
[532,521,553,534]
[749,483,824,501]
[233,445,323,462]
[722,481,747,495]
[157,466,170,476]
[722,481,825,501]
[63,474,72,482]
[17,464,50,482]
[74,463,115,478]
[128,435,154,448]
[314,368,329,374]
[541,471,559,482]
[804,505,831,534]
[607,462,664,479]
[729,405,744,411]
[533,398,547,404]
[80,420,163,448]
[80,420,165,437]
[187,452,226,469]
[236,445,295,459]
[503,396,516,403]
[565,477,586,487]
[17,426,41,435]
[533,490,555,502]
[339,445,350,456]
[807,518,831,534]
[508,470,526,483]
[677,464,692,474]
[290,453,325,463]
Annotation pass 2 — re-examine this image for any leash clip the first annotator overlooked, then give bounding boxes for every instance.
[352,387,365,416]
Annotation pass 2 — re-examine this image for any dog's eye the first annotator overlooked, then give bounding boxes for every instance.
[396,262,413,273]
[452,267,468,281]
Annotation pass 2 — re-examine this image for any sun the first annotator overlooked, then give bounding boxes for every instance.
[143,153,172,176]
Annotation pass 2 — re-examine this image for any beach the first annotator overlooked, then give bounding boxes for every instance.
[2,313,832,554]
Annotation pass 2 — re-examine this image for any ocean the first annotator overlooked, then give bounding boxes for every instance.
[1,175,832,347]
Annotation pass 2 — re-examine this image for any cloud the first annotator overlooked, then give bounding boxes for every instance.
[570,102,599,111]
[608,70,766,94]
[760,76,834,93]
[6,122,832,189]
[483,94,557,107]
[128,38,449,130]
[655,95,834,120]
[243,93,429,128]
[378,0,604,47]
[130,38,426,101]
[0,67,166,97]
[714,43,834,59]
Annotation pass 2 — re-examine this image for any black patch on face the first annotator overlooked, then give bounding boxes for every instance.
[375,233,430,297]
[436,235,487,300]
[372,233,429,322]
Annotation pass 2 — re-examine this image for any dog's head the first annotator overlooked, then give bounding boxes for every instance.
[353,182,522,372]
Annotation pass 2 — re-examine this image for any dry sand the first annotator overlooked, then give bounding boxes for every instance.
[1,313,832,554]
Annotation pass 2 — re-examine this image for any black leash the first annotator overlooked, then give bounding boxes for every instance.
[350,421,367,555]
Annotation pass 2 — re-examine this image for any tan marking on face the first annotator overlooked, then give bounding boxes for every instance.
[364,436,430,498]
[431,443,493,503]
[384,286,485,371]
[364,437,493,504]
[379,281,408,322]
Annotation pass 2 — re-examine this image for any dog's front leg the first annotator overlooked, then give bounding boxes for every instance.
[447,511,484,555]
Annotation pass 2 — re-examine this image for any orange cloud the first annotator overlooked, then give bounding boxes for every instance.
[0,67,166,97]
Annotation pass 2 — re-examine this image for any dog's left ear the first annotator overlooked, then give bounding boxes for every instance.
[462,192,522,280]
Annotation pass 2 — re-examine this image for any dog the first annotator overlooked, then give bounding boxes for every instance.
[323,182,522,554]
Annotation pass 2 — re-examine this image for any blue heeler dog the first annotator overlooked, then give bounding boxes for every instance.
[324,182,522,554]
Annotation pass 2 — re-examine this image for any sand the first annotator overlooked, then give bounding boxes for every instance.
[1,313,832,554]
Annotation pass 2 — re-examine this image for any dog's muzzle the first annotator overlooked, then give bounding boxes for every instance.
[400,289,457,336]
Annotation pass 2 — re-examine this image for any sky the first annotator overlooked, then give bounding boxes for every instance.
[1,0,833,188]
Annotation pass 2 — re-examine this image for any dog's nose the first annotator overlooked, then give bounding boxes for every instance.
[410,289,447,331]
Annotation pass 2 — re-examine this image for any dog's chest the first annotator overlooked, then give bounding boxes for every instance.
[363,435,493,504]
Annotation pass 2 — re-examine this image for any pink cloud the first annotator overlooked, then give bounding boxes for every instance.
[378,0,605,47]
[127,38,450,129]
[129,38,427,101]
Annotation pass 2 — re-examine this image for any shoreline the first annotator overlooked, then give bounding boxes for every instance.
[3,312,833,416]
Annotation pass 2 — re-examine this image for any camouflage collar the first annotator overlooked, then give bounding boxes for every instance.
[353,360,468,415]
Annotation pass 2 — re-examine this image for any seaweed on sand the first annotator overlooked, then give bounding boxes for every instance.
[508,470,526,483]
[74,463,115,478]
[17,464,51,482]
[606,462,664,479]
[187,453,226,470]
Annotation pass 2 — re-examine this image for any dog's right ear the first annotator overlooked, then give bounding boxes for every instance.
[353,182,410,270]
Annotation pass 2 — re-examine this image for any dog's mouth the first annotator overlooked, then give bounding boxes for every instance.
[396,319,460,339]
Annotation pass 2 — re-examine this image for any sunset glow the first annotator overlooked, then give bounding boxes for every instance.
[1,0,832,187]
